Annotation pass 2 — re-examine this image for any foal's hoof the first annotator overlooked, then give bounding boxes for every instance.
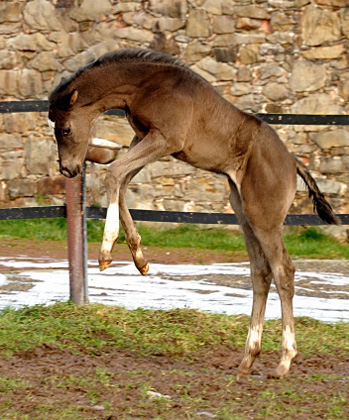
[99,259,112,271]
[139,262,149,276]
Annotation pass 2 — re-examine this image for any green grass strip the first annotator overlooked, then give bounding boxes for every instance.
[0,219,348,259]
[0,303,347,359]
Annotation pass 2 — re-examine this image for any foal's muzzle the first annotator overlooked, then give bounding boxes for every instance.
[60,163,82,178]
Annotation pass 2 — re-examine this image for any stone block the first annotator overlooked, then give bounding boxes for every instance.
[239,44,259,65]
[0,2,22,23]
[301,6,341,46]
[9,33,54,51]
[315,179,345,196]
[313,130,349,150]
[267,31,295,45]
[202,0,223,15]
[214,47,236,63]
[212,16,235,34]
[187,10,210,38]
[25,137,57,176]
[196,57,236,81]
[213,34,235,47]
[31,52,60,72]
[263,82,288,101]
[237,67,252,82]
[289,61,326,92]
[185,41,211,62]
[132,11,156,30]
[258,63,284,80]
[0,51,18,70]
[0,70,19,95]
[339,79,349,102]
[320,156,349,174]
[24,0,62,31]
[221,0,235,15]
[4,114,37,134]
[69,0,112,22]
[233,5,270,20]
[115,27,153,43]
[295,0,311,6]
[236,18,262,30]
[304,44,345,60]
[0,22,22,35]
[1,151,25,180]
[18,69,43,97]
[0,134,23,151]
[270,12,293,31]
[158,17,185,32]
[149,0,187,19]
[291,93,343,115]
[340,8,349,38]
[8,179,37,199]
[115,2,142,13]
[37,176,66,195]
[233,33,266,45]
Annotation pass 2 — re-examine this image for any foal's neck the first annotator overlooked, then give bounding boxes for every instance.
[74,61,155,115]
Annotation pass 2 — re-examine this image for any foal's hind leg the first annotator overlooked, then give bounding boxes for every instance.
[253,227,297,377]
[229,180,273,375]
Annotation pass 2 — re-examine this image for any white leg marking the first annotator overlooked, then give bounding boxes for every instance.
[101,202,120,254]
[246,325,262,353]
[283,325,297,356]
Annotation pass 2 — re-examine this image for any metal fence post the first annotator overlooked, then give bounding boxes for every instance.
[65,165,88,305]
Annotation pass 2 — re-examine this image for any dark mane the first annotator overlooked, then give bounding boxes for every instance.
[50,48,187,100]
[95,48,186,69]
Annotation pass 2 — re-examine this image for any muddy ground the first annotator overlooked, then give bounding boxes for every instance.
[0,238,348,419]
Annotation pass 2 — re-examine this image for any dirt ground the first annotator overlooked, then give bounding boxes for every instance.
[0,238,348,419]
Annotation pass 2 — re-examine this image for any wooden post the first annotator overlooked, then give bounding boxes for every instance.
[65,166,88,305]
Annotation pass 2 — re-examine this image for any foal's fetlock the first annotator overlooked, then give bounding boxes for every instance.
[237,356,254,376]
[132,246,149,276]
[99,250,112,271]
[135,256,149,276]
[138,262,149,276]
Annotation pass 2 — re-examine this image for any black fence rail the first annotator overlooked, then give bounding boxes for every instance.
[0,206,348,225]
[1,100,349,126]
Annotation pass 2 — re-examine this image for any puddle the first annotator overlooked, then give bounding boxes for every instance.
[0,257,348,323]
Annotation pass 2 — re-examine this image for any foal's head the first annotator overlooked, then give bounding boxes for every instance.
[49,87,92,178]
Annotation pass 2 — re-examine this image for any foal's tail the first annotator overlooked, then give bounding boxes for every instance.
[295,158,340,225]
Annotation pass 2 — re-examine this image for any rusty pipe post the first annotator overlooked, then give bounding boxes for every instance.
[65,165,88,305]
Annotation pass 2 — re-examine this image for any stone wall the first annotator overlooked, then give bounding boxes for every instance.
[0,0,348,220]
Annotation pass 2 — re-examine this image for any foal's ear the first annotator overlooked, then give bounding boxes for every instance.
[69,89,79,106]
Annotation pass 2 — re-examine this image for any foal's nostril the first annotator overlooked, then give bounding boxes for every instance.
[60,167,73,178]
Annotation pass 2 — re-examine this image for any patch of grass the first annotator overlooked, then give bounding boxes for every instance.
[0,304,347,360]
[0,219,347,259]
[0,303,248,358]
[284,227,349,259]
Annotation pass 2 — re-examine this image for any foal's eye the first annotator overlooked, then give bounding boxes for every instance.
[62,128,71,136]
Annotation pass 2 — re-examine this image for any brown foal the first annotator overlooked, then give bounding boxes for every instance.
[49,49,339,377]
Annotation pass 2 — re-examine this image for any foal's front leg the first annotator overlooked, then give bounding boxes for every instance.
[98,130,178,272]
